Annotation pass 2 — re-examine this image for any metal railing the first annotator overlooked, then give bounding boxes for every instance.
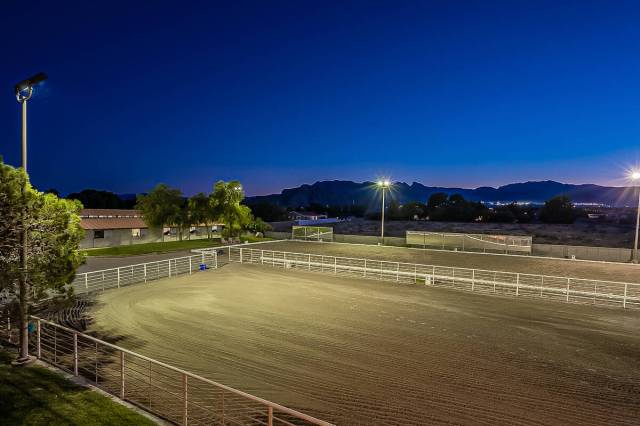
[230,247,640,310]
[29,316,333,426]
[71,250,217,295]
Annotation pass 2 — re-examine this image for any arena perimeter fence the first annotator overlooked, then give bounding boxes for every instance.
[25,316,332,426]
[229,247,640,310]
[70,249,218,295]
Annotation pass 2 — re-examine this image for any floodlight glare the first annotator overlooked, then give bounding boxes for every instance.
[631,171,640,181]
[383,180,390,187]
[377,180,383,186]
[14,72,48,96]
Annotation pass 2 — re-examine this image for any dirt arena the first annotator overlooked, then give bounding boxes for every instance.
[88,262,640,425]
[245,240,640,283]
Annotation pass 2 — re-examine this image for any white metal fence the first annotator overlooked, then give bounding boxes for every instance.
[71,251,217,295]
[229,247,640,310]
[291,226,334,242]
[406,231,533,254]
[28,316,332,426]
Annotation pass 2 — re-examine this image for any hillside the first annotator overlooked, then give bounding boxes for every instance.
[247,180,637,208]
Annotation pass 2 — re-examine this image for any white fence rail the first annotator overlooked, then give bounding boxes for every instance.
[28,316,332,426]
[71,251,217,295]
[230,247,640,310]
[406,231,533,255]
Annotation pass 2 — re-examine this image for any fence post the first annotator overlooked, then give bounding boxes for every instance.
[189,257,192,275]
[471,270,475,291]
[516,273,520,296]
[334,257,337,274]
[120,350,125,399]
[308,254,311,271]
[73,332,78,376]
[566,278,570,302]
[144,263,147,283]
[268,406,273,426]
[396,263,400,281]
[214,251,218,269]
[117,268,120,288]
[240,248,243,264]
[364,259,367,277]
[95,341,98,383]
[623,284,627,309]
[169,260,172,277]
[183,373,188,425]
[84,274,88,289]
[36,318,41,358]
[540,276,544,297]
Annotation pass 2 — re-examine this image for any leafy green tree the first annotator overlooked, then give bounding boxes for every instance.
[539,195,577,224]
[188,193,214,239]
[209,181,253,238]
[0,160,84,362]
[247,217,272,235]
[136,184,184,241]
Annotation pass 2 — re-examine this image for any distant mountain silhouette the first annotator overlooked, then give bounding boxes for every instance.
[246,180,637,208]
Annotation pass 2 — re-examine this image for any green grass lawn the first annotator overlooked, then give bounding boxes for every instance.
[81,236,272,257]
[0,348,156,426]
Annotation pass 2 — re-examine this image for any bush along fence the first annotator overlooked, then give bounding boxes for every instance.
[230,247,640,310]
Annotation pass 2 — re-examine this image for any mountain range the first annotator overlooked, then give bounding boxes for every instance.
[246,180,638,208]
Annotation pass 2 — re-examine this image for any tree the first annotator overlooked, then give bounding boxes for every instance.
[188,193,213,239]
[247,217,272,236]
[67,189,126,209]
[244,201,287,222]
[0,160,84,362]
[209,181,253,238]
[539,195,577,224]
[427,192,449,210]
[135,184,184,241]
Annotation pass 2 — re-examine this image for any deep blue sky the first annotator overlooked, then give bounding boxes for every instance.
[2,0,640,196]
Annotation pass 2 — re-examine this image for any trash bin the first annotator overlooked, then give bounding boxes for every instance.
[199,264,207,271]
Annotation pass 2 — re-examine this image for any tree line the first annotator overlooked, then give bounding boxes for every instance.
[136,181,271,240]
[244,193,582,224]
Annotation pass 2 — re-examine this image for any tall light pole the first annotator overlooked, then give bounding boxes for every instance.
[377,180,390,243]
[13,72,47,364]
[631,171,640,264]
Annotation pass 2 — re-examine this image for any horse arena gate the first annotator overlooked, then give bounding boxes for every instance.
[292,226,334,242]
[406,231,533,255]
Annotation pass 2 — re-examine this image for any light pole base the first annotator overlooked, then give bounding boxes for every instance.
[12,355,36,367]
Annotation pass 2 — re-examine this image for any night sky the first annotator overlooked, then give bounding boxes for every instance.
[1,1,640,196]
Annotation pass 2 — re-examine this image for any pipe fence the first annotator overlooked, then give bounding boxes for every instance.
[28,316,333,426]
[229,247,640,310]
[71,250,217,295]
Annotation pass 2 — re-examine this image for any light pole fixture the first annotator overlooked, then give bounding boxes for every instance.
[377,179,391,242]
[13,72,47,364]
[631,171,640,264]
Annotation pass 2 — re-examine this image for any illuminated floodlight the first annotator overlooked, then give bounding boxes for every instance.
[383,180,390,187]
[631,171,640,181]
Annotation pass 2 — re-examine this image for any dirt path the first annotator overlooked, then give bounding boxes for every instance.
[89,264,640,425]
[246,240,640,283]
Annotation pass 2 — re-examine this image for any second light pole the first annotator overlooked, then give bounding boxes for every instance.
[377,180,390,243]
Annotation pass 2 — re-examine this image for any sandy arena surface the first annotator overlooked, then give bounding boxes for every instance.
[89,263,640,425]
[244,240,640,283]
